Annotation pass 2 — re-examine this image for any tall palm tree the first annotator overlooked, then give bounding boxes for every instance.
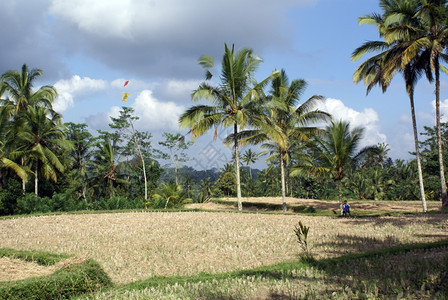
[295,120,378,212]
[17,106,72,197]
[352,0,431,211]
[235,70,329,212]
[179,44,279,211]
[242,149,258,179]
[387,0,448,207]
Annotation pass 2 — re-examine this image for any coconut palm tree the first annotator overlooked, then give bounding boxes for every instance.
[242,149,258,179]
[0,64,58,193]
[17,106,72,197]
[0,106,27,184]
[90,136,127,199]
[0,64,56,115]
[352,0,431,211]
[387,0,448,208]
[295,120,378,213]
[234,70,329,212]
[179,44,279,211]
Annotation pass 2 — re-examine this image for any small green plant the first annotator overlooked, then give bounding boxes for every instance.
[293,221,310,254]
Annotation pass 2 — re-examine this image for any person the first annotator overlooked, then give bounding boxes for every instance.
[342,200,351,217]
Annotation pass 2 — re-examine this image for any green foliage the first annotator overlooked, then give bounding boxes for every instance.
[15,194,51,214]
[0,179,23,215]
[293,221,310,254]
[151,182,192,209]
[89,196,145,210]
[0,259,112,299]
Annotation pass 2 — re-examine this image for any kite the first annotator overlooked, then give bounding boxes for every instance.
[122,92,130,102]
[124,80,129,87]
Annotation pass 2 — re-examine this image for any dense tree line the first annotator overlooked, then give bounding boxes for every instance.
[3,0,448,215]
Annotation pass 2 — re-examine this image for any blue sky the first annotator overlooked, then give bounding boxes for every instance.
[1,0,447,170]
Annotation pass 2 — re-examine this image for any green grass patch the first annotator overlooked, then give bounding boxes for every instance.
[0,248,112,300]
[0,248,69,266]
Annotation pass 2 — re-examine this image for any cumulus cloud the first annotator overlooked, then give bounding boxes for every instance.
[319,98,387,148]
[53,75,108,112]
[132,90,184,131]
[435,99,448,122]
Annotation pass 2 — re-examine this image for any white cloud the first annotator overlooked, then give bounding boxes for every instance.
[319,98,387,147]
[132,90,184,131]
[53,75,108,112]
[435,99,448,122]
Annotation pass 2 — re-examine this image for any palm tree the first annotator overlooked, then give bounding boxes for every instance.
[242,149,258,179]
[0,64,56,115]
[91,136,126,199]
[352,0,431,211]
[17,106,72,197]
[0,64,58,193]
[0,106,27,184]
[236,70,329,212]
[295,120,378,213]
[387,0,448,208]
[179,44,279,211]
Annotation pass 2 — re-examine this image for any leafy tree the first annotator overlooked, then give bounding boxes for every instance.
[179,43,279,211]
[157,132,192,185]
[109,107,151,200]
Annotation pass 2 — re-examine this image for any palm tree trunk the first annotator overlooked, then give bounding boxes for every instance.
[280,154,287,212]
[21,157,26,195]
[234,124,242,211]
[435,64,448,208]
[409,92,427,212]
[337,180,343,215]
[34,162,38,198]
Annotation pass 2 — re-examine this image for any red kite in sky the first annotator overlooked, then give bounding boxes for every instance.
[124,80,129,87]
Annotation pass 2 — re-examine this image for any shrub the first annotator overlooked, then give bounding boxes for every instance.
[15,194,51,214]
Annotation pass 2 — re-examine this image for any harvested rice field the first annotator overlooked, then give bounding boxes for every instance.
[190,197,442,213]
[1,211,447,284]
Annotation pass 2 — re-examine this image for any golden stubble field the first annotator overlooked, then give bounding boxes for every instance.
[1,211,447,284]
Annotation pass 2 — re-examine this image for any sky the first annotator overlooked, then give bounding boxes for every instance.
[1,0,448,170]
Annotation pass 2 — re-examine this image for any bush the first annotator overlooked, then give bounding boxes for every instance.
[15,194,51,214]
[0,179,23,215]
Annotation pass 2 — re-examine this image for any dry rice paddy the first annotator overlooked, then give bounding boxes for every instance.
[1,211,447,284]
